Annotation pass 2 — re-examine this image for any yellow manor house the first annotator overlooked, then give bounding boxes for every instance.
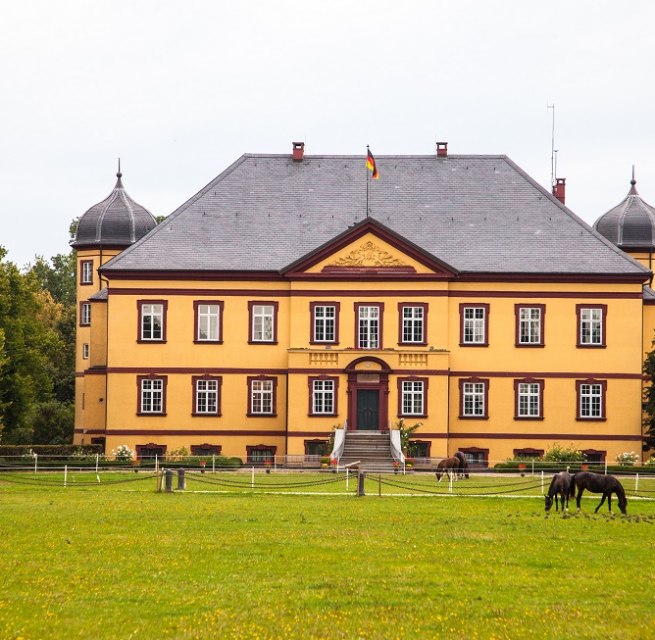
[73,143,655,467]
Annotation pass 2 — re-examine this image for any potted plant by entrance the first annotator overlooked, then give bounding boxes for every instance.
[320,457,330,469]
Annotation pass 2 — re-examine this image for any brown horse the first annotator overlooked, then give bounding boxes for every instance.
[435,456,460,482]
[544,469,574,512]
[453,451,470,479]
[573,471,627,514]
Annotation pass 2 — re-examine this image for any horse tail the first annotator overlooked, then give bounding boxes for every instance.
[569,474,576,498]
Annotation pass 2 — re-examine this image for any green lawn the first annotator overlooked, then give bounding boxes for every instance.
[0,471,653,640]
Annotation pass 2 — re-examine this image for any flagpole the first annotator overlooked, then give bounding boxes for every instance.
[366,145,370,218]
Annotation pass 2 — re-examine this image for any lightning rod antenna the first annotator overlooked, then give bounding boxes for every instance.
[547,103,556,187]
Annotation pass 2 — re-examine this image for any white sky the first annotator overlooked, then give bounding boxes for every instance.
[2,0,654,268]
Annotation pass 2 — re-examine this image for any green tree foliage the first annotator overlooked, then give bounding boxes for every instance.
[0,247,76,444]
[643,340,655,451]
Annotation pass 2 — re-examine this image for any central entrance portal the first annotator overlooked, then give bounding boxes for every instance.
[356,389,380,430]
[346,356,390,431]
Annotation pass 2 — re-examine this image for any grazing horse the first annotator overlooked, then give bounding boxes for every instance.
[573,471,627,514]
[453,451,470,479]
[544,469,574,512]
[435,456,460,482]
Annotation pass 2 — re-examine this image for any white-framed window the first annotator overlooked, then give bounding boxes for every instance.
[357,304,381,349]
[461,381,487,417]
[80,302,91,326]
[250,379,274,414]
[400,305,425,344]
[140,303,164,341]
[461,305,488,345]
[517,307,543,345]
[517,382,541,418]
[82,343,89,360]
[579,308,603,346]
[251,304,275,342]
[81,260,93,285]
[197,304,221,342]
[140,378,164,414]
[313,305,336,343]
[311,379,335,414]
[195,379,219,414]
[401,380,425,416]
[578,382,604,419]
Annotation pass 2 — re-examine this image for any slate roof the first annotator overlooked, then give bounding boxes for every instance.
[102,153,648,277]
[593,171,655,249]
[72,172,157,249]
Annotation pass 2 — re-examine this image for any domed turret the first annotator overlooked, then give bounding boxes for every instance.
[594,168,655,250]
[71,165,157,249]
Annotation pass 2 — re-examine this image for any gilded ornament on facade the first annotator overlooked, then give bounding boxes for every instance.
[330,241,407,267]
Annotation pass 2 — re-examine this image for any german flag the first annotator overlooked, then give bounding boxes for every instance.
[366,148,379,180]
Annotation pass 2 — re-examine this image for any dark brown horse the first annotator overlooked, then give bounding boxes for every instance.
[573,471,627,514]
[544,469,574,512]
[453,451,469,479]
[435,456,460,482]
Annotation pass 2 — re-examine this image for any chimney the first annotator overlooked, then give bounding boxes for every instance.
[436,142,448,157]
[552,177,566,205]
[292,141,305,162]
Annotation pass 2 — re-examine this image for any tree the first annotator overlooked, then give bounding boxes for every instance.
[643,340,655,451]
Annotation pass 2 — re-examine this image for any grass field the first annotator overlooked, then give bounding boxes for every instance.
[0,471,653,640]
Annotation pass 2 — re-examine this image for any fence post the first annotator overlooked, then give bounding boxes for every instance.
[64,464,68,488]
[635,473,639,497]
[95,453,99,474]
[541,470,545,494]
[378,475,382,497]
[34,453,38,474]
[531,460,535,476]
[346,468,349,492]
[604,459,608,475]
[357,471,366,496]
[164,468,174,492]
[212,454,216,474]
[177,468,186,491]
[251,466,255,490]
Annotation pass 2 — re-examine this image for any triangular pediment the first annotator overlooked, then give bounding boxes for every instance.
[282,218,457,278]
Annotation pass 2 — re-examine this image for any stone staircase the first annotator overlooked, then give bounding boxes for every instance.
[339,431,396,472]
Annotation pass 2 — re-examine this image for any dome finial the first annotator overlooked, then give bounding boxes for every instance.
[115,158,124,189]
[629,165,638,195]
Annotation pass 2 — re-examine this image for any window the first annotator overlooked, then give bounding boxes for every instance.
[408,440,431,458]
[138,300,167,342]
[515,304,545,346]
[514,379,544,419]
[580,449,606,464]
[576,379,606,420]
[513,448,544,459]
[246,445,277,465]
[399,303,427,345]
[82,343,89,360]
[190,444,222,456]
[248,302,278,343]
[459,378,489,418]
[304,439,329,456]
[80,260,93,285]
[248,376,277,416]
[137,376,167,415]
[80,302,91,326]
[398,378,427,417]
[577,305,607,347]
[355,303,383,349]
[309,377,338,415]
[193,376,222,415]
[458,447,489,466]
[310,302,340,344]
[136,443,166,461]
[459,304,489,346]
[194,301,223,343]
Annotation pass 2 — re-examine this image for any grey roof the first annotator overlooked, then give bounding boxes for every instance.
[644,286,655,301]
[88,287,108,301]
[72,172,157,249]
[593,170,655,249]
[102,153,648,277]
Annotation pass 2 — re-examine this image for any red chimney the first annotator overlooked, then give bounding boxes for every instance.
[436,142,448,157]
[292,141,305,162]
[553,178,566,205]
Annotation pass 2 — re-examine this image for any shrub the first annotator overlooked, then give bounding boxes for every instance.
[543,443,587,463]
[615,451,639,466]
[111,445,135,462]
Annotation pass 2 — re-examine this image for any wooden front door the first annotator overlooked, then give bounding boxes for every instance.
[356,389,380,430]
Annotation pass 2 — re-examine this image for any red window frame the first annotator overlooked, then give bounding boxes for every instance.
[354,302,384,349]
[136,374,168,416]
[248,301,279,344]
[309,302,340,344]
[308,376,339,416]
[459,303,490,347]
[247,375,278,416]
[246,444,277,465]
[80,259,94,286]
[190,443,222,456]
[398,303,428,346]
[514,304,545,347]
[458,446,489,467]
[458,377,489,419]
[193,300,224,344]
[79,301,91,327]
[397,377,428,418]
[576,304,607,348]
[513,378,545,420]
[137,300,168,343]
[575,378,607,421]
[191,375,222,416]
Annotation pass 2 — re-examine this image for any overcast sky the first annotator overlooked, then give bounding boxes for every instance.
[2,1,654,268]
